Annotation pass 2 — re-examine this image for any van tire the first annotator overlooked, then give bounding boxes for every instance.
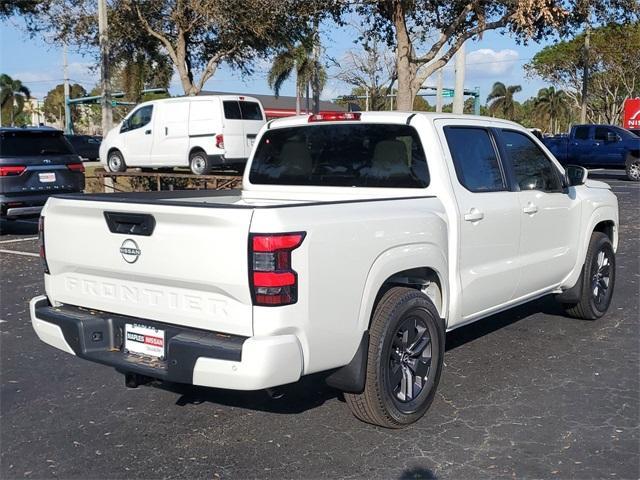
[625,154,640,182]
[344,287,445,428]
[107,150,126,172]
[190,151,211,175]
[562,232,616,320]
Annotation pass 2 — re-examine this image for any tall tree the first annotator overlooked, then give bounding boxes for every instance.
[18,0,339,97]
[42,83,87,127]
[486,82,522,120]
[0,74,31,126]
[525,22,640,124]
[267,40,326,114]
[334,29,396,111]
[354,0,639,111]
[534,86,570,134]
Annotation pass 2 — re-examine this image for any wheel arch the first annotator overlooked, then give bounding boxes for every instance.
[356,243,449,335]
[562,205,618,293]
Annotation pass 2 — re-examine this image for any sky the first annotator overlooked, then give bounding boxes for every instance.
[0,13,553,106]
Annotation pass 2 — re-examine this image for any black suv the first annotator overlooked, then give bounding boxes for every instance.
[1,128,85,219]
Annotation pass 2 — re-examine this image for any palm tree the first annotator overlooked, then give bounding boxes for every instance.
[486,82,521,120]
[1,74,31,126]
[267,40,326,115]
[534,86,570,135]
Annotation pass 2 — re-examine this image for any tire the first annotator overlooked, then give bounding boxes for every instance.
[625,154,640,182]
[563,232,616,320]
[107,150,126,172]
[189,151,211,175]
[345,287,445,428]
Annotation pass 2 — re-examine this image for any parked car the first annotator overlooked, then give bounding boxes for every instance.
[65,134,102,161]
[31,112,618,428]
[0,127,85,220]
[99,95,266,175]
[543,124,640,181]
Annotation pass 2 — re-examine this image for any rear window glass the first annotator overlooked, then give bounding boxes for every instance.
[223,101,242,120]
[0,131,74,156]
[239,101,263,120]
[574,126,590,140]
[249,124,429,188]
[444,127,505,192]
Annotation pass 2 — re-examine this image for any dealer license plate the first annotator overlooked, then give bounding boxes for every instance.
[124,323,165,359]
[39,172,56,183]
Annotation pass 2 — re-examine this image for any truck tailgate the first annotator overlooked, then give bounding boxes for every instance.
[42,197,254,336]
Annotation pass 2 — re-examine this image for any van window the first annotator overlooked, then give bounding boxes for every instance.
[249,123,429,188]
[239,101,263,120]
[501,130,563,192]
[443,127,505,192]
[223,101,242,120]
[123,105,153,132]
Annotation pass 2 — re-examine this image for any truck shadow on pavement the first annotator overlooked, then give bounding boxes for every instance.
[0,219,39,235]
[157,295,566,415]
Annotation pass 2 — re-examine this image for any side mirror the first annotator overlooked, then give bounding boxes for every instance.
[119,120,129,133]
[566,165,588,187]
[606,132,619,142]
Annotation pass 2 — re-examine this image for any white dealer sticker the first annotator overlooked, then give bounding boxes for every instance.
[39,172,56,183]
[124,323,165,359]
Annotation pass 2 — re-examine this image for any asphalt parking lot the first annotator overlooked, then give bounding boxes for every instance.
[1,171,638,480]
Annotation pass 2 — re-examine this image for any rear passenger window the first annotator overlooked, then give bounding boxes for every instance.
[501,130,563,192]
[594,126,613,141]
[444,127,505,192]
[574,126,590,140]
[223,101,242,120]
[239,102,263,120]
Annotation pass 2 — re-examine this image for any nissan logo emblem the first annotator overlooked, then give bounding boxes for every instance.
[120,239,141,264]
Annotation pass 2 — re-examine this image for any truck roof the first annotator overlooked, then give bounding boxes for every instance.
[265,111,522,129]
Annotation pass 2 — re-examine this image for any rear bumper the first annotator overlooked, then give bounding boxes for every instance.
[29,296,303,390]
[1,191,79,218]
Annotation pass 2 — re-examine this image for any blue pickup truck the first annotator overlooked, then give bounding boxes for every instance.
[543,124,640,181]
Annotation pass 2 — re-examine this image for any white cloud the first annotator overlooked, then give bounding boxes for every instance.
[465,48,520,78]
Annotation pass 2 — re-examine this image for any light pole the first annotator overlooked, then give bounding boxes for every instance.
[98,0,112,135]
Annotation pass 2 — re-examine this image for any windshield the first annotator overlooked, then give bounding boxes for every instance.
[0,130,74,156]
[249,123,429,188]
[610,126,638,140]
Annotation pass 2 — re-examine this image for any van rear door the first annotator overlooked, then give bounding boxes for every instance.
[222,100,245,160]
[239,101,266,158]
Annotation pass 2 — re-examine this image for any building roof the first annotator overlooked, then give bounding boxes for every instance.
[199,90,345,113]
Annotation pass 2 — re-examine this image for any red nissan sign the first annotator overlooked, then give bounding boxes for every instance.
[624,98,640,129]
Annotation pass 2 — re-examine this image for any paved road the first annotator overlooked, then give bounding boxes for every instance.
[1,173,638,479]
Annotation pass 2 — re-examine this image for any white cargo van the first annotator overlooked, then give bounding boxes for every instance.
[99,95,266,174]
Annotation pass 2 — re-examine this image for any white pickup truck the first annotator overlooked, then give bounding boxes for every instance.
[30,112,618,428]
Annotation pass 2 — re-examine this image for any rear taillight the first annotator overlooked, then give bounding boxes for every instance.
[0,165,26,176]
[215,134,224,149]
[249,232,305,306]
[308,112,361,122]
[39,216,50,274]
[67,163,85,172]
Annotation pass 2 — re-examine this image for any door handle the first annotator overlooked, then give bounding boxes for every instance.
[145,129,152,135]
[165,127,168,136]
[522,203,538,215]
[464,208,484,222]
